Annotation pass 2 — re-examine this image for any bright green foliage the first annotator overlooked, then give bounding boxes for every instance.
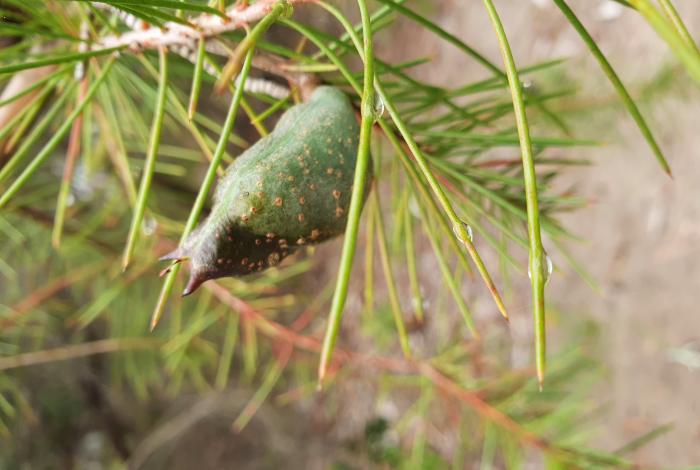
[0,0,696,467]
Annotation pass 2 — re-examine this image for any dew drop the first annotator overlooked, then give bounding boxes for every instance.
[521,79,540,96]
[411,297,422,311]
[452,220,474,244]
[373,96,386,120]
[597,0,623,21]
[142,216,158,236]
[528,252,554,286]
[408,196,420,217]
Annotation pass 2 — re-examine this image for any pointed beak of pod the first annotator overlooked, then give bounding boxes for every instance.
[182,269,208,297]
[159,247,203,296]
[159,247,186,262]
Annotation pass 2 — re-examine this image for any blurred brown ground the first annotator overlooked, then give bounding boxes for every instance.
[379,0,700,465]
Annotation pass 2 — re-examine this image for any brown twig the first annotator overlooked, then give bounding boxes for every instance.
[0,338,161,372]
[203,281,576,459]
[97,0,314,53]
[0,276,580,461]
[3,260,108,328]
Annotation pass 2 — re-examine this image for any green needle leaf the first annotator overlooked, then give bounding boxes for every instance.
[187,36,206,121]
[0,81,72,185]
[553,0,671,175]
[482,0,546,388]
[371,190,411,358]
[98,0,229,18]
[0,57,116,209]
[122,47,169,271]
[374,83,510,322]
[403,196,425,324]
[0,47,123,75]
[373,0,501,76]
[215,313,240,390]
[318,0,376,387]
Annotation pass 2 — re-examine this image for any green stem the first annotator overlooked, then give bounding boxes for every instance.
[482,0,545,387]
[318,0,375,386]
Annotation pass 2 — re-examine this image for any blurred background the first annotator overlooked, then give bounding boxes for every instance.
[0,0,699,468]
[393,0,700,465]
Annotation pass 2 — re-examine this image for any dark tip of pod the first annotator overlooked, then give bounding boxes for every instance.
[182,270,208,297]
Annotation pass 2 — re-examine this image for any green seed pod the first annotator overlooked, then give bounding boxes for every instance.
[162,86,370,296]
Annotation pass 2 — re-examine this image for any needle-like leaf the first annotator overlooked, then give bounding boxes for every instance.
[187,36,206,121]
[371,190,411,357]
[318,0,376,387]
[0,47,123,74]
[122,47,169,270]
[0,57,116,209]
[482,0,546,387]
[553,0,671,175]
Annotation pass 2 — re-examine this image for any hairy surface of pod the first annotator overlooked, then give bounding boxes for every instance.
[162,86,367,295]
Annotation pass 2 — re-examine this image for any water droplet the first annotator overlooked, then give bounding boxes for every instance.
[521,79,538,95]
[422,298,431,311]
[452,220,474,244]
[528,251,554,285]
[408,196,420,218]
[597,0,623,21]
[411,297,422,311]
[373,96,386,120]
[66,193,76,207]
[142,216,158,236]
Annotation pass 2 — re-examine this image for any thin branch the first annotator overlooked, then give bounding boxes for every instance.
[96,0,312,53]
[204,282,573,461]
[3,260,107,328]
[0,338,161,372]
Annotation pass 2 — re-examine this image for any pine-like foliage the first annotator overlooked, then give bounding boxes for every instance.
[0,0,696,467]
